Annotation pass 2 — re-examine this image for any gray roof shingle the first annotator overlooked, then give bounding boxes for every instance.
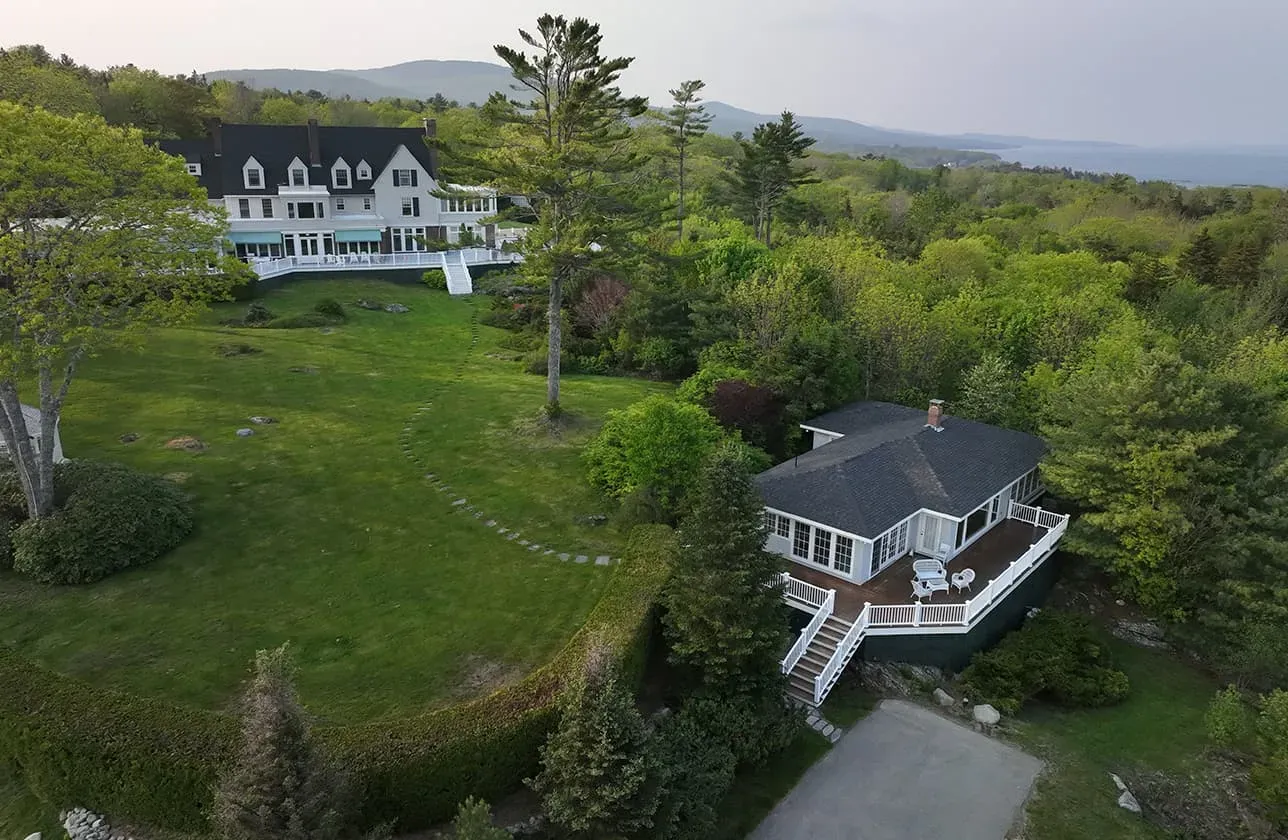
[755,402,1045,539]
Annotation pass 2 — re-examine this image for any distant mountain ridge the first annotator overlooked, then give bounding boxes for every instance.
[202,59,1124,155]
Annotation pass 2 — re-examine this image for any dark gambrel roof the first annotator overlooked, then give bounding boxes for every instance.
[155,123,437,198]
[755,402,1046,539]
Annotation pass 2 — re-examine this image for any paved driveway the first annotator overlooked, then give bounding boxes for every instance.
[750,700,1043,840]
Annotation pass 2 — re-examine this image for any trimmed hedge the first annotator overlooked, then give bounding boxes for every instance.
[0,525,673,832]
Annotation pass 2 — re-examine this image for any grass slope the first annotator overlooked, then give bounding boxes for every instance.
[0,278,659,723]
[1017,639,1217,839]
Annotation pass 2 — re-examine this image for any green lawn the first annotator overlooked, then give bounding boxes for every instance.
[1015,639,1218,840]
[0,278,662,723]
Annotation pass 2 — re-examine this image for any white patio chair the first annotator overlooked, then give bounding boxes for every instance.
[912,558,945,582]
[933,542,952,564]
[911,578,949,601]
[951,568,976,593]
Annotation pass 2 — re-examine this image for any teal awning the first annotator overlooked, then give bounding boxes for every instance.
[227,232,283,245]
[335,229,382,243]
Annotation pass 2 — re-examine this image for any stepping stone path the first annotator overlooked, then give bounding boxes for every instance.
[392,299,616,568]
[804,709,844,744]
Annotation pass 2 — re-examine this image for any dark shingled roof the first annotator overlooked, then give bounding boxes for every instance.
[756,401,1046,539]
[155,123,437,198]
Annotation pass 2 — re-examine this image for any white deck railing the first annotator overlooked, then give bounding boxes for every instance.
[814,603,871,705]
[780,572,834,611]
[782,588,834,675]
[247,248,521,281]
[781,505,1071,705]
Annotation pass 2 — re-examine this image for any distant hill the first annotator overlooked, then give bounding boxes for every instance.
[201,60,1111,158]
[204,60,514,106]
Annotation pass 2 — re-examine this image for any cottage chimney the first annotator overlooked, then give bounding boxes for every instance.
[207,117,223,157]
[927,399,945,431]
[306,118,322,167]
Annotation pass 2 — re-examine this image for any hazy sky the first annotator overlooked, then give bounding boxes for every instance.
[9,0,1287,147]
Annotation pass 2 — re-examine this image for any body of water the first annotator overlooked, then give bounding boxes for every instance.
[985,144,1288,187]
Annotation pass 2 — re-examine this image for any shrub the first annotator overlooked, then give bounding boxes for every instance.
[675,364,752,405]
[633,337,685,379]
[959,610,1129,715]
[264,312,334,330]
[314,298,347,320]
[680,691,799,768]
[1251,689,1288,828]
[243,300,276,325]
[583,397,725,516]
[651,709,736,840]
[1206,685,1255,749]
[11,460,194,585]
[422,269,448,291]
[0,525,674,833]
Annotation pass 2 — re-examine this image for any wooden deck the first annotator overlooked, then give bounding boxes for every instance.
[785,518,1049,622]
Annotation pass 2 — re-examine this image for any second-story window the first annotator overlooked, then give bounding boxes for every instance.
[336,198,346,211]
[261,199,273,218]
[401,197,420,217]
[291,168,306,187]
[393,169,418,187]
[237,198,250,219]
[362,197,372,211]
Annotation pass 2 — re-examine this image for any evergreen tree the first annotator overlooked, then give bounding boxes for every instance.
[730,112,816,245]
[1178,228,1221,286]
[451,798,509,840]
[661,80,711,242]
[955,354,1031,431]
[447,14,648,415]
[662,442,789,694]
[213,645,348,840]
[649,711,735,840]
[1217,237,1268,288]
[530,650,662,839]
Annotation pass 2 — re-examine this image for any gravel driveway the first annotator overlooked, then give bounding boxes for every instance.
[750,699,1043,840]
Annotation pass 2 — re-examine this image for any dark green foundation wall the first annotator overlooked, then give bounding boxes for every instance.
[229,263,519,299]
[860,553,1064,672]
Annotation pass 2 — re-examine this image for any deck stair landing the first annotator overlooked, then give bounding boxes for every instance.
[787,614,855,706]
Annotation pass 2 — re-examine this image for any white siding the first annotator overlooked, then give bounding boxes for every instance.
[811,430,843,449]
[372,146,439,226]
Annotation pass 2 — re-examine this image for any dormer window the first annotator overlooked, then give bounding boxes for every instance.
[291,168,307,187]
[332,160,351,189]
[186,162,202,176]
[356,160,371,180]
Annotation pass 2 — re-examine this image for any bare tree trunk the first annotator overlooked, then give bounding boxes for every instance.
[0,381,45,518]
[677,146,686,242]
[546,271,562,412]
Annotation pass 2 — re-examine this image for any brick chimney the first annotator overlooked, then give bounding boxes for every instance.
[422,118,438,177]
[306,118,322,167]
[927,399,945,431]
[206,117,223,156]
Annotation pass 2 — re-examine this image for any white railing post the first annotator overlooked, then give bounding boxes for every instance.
[913,600,922,627]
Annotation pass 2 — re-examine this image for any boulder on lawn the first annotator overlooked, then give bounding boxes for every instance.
[933,687,955,707]
[164,436,205,452]
[354,299,383,310]
[384,303,410,313]
[119,433,139,444]
[972,703,1001,731]
[236,428,254,437]
[248,416,277,424]
[1110,773,1143,814]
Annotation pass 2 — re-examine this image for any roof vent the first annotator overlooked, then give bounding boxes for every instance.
[927,399,945,432]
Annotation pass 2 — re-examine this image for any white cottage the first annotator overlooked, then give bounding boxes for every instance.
[755,400,1068,706]
[0,405,67,464]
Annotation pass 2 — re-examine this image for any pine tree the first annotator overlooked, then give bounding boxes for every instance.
[451,798,509,840]
[955,354,1028,431]
[1178,228,1221,286]
[729,112,816,245]
[529,649,662,839]
[445,15,648,415]
[662,442,789,694]
[213,646,348,840]
[661,80,711,242]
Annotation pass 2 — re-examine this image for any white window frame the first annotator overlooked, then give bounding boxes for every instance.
[185,162,202,176]
[791,521,812,561]
[834,536,853,575]
[291,167,307,187]
[237,198,250,219]
[261,198,273,218]
[356,160,371,180]
[393,169,416,187]
[773,514,790,539]
[401,196,420,217]
[812,529,832,567]
[336,198,346,211]
[243,158,263,190]
[362,197,372,211]
[332,160,351,189]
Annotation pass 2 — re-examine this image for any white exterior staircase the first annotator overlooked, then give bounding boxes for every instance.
[444,251,473,295]
[786,614,856,706]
